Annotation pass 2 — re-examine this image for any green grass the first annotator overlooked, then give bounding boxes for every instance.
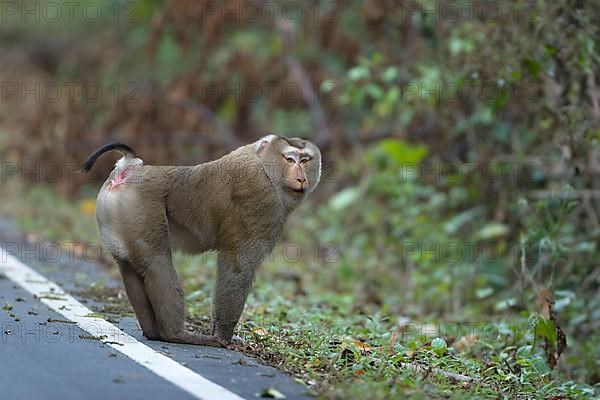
[0,184,596,399]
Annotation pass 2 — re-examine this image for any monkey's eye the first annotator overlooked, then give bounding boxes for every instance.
[300,158,311,164]
[284,155,295,164]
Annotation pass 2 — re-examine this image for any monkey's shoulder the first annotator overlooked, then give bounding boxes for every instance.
[218,150,269,187]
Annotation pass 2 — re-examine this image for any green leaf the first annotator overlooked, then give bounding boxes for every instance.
[377,139,429,165]
[492,88,510,110]
[444,207,483,234]
[474,223,509,240]
[476,287,494,299]
[365,83,384,100]
[431,338,447,356]
[348,66,370,81]
[260,387,286,398]
[523,58,542,78]
[535,318,556,343]
[338,259,353,280]
[381,66,398,83]
[320,79,336,94]
[494,298,517,311]
[329,187,361,211]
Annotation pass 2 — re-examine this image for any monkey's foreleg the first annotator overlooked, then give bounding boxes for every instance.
[211,251,257,344]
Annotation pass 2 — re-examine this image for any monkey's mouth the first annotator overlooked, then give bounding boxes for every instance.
[289,187,306,195]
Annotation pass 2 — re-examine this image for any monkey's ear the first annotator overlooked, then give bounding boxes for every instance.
[254,134,278,156]
[255,140,268,156]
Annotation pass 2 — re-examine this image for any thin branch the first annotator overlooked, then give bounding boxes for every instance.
[401,362,483,384]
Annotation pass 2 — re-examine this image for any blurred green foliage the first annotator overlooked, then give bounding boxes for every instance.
[0,0,599,396]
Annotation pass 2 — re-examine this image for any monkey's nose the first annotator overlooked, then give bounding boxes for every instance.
[297,177,307,189]
[296,177,307,190]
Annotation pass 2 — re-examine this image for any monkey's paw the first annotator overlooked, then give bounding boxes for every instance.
[222,335,245,350]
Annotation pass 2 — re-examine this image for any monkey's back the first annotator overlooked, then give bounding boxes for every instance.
[163,146,285,254]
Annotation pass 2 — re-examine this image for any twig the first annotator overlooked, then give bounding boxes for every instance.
[401,362,482,384]
[587,72,600,118]
[582,192,600,228]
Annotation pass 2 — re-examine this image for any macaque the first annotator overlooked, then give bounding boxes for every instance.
[81,135,321,347]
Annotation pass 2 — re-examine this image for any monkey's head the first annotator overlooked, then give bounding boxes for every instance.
[254,135,322,200]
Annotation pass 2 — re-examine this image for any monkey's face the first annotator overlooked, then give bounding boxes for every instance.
[255,135,322,198]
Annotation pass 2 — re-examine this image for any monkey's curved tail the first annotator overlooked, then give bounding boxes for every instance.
[80,143,138,172]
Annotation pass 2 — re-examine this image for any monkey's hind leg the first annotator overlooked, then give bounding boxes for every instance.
[142,253,225,347]
[118,260,161,340]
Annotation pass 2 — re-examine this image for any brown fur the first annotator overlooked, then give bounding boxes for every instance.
[84,135,321,346]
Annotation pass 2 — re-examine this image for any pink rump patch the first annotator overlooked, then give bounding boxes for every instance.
[108,167,133,192]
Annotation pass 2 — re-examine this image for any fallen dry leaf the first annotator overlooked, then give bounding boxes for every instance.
[252,327,268,336]
[353,340,372,351]
[390,331,398,350]
[454,334,479,352]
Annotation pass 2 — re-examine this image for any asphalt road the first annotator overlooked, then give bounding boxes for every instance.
[0,219,313,400]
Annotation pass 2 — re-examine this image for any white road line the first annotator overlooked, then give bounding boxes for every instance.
[0,249,245,400]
